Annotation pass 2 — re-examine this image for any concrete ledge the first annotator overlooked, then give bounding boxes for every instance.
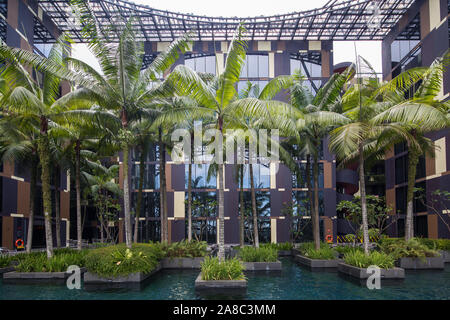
[194,273,247,291]
[439,251,450,263]
[338,263,405,279]
[242,261,282,271]
[0,267,14,277]
[160,257,204,269]
[84,264,161,284]
[3,268,87,284]
[277,250,292,257]
[397,256,444,270]
[294,254,342,268]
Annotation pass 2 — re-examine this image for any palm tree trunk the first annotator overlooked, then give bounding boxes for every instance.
[358,143,370,254]
[249,163,259,248]
[75,140,82,250]
[55,166,61,248]
[38,131,54,258]
[239,165,245,248]
[187,161,192,242]
[306,155,313,225]
[405,150,419,241]
[312,153,320,250]
[134,146,146,243]
[123,143,132,248]
[159,136,168,243]
[26,156,37,253]
[217,117,225,262]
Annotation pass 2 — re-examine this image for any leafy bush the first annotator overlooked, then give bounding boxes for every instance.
[160,240,208,258]
[416,238,450,251]
[201,257,245,280]
[261,242,293,251]
[0,255,11,268]
[344,250,395,269]
[303,247,336,260]
[379,238,440,260]
[435,239,450,251]
[14,249,87,272]
[239,246,278,262]
[333,246,364,256]
[85,243,163,277]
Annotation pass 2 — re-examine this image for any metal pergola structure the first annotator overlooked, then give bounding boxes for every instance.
[36,0,416,43]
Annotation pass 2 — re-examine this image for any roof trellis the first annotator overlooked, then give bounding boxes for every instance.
[36,0,415,42]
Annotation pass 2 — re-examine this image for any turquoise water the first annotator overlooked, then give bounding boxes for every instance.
[1,258,449,300]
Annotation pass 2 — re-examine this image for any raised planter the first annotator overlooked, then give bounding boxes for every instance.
[242,261,282,271]
[84,264,161,284]
[160,257,204,269]
[294,254,342,269]
[439,251,450,263]
[3,268,87,284]
[0,266,14,277]
[338,263,405,279]
[397,256,444,270]
[194,272,247,293]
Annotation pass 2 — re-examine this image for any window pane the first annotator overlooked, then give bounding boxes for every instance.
[241,56,248,78]
[311,63,322,78]
[205,55,216,74]
[248,55,259,78]
[259,55,269,77]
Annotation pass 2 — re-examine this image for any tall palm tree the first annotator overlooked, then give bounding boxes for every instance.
[167,25,295,260]
[329,60,426,253]
[372,53,450,240]
[0,35,90,257]
[65,4,192,247]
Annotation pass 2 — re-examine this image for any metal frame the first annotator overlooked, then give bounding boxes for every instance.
[36,0,415,42]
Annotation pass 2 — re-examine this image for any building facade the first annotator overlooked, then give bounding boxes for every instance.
[0,0,448,249]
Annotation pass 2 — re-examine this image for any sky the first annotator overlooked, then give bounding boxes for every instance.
[72,0,382,74]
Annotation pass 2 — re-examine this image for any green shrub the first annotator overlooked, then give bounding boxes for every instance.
[297,242,329,253]
[0,255,11,268]
[333,245,364,256]
[239,246,278,262]
[303,247,336,260]
[435,239,450,251]
[14,249,87,272]
[85,243,163,277]
[201,257,245,280]
[379,238,440,259]
[160,240,208,258]
[416,238,450,251]
[261,242,293,251]
[344,250,395,269]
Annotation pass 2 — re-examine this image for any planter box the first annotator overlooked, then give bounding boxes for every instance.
[84,265,161,284]
[0,267,14,277]
[194,273,247,291]
[397,256,444,270]
[277,250,292,257]
[439,251,450,263]
[294,254,341,268]
[338,263,405,279]
[160,257,204,269]
[3,268,87,284]
[243,261,282,271]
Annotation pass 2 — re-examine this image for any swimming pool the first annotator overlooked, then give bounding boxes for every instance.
[1,258,449,300]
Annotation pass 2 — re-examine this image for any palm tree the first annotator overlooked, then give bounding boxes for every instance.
[167,25,295,260]
[278,68,354,250]
[65,4,192,248]
[0,35,90,257]
[372,53,450,240]
[329,60,426,254]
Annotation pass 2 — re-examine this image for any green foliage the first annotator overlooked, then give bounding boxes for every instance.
[0,255,12,268]
[239,246,278,262]
[261,242,293,251]
[344,250,395,269]
[333,245,364,256]
[84,243,164,277]
[159,240,208,258]
[14,249,87,272]
[297,242,337,260]
[379,238,440,259]
[200,257,245,281]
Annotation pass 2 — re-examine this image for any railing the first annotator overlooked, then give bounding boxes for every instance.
[336,235,380,243]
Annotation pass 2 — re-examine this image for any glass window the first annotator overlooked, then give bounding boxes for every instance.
[292,190,324,216]
[259,55,269,77]
[292,163,324,188]
[184,55,216,75]
[395,186,407,215]
[132,192,160,218]
[131,164,160,190]
[395,155,408,185]
[189,219,216,244]
[240,54,269,79]
[242,191,271,244]
[187,192,217,218]
[242,164,270,189]
[185,164,216,189]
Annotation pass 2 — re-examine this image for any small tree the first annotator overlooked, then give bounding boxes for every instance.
[337,195,395,238]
